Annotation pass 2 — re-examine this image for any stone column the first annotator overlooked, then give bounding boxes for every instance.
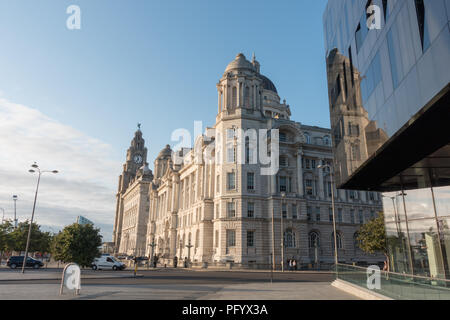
[318,158,324,199]
[218,88,221,114]
[196,167,201,201]
[209,161,214,198]
[271,174,277,195]
[297,150,304,196]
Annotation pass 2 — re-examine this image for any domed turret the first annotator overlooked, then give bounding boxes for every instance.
[154,145,172,179]
[224,53,256,74]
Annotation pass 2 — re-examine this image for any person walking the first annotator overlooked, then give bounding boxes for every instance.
[293,259,297,271]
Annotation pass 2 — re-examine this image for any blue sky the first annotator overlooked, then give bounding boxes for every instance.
[0,0,329,240]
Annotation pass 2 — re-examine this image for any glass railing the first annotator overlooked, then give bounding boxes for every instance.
[336,263,450,300]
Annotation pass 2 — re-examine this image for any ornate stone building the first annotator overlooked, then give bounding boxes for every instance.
[113,53,384,269]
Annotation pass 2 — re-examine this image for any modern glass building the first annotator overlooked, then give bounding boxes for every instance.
[323,0,450,282]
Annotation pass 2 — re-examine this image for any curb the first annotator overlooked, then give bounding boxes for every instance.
[0,274,145,283]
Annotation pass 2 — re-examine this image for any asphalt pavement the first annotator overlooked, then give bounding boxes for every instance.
[0,267,358,300]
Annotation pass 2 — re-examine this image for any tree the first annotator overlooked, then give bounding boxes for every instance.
[52,223,102,267]
[0,220,14,264]
[7,221,53,254]
[357,211,390,271]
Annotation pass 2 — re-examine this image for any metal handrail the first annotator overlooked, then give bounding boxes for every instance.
[337,263,450,283]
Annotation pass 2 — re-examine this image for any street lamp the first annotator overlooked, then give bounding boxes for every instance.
[12,195,18,229]
[22,163,58,274]
[280,192,286,272]
[148,238,157,268]
[317,164,338,270]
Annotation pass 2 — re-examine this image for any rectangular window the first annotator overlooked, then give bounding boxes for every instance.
[247,172,254,190]
[279,176,287,192]
[227,128,235,141]
[305,179,313,196]
[329,208,333,222]
[387,28,400,89]
[227,202,235,218]
[350,209,355,224]
[247,231,254,247]
[361,51,382,103]
[282,204,287,218]
[316,207,321,221]
[292,204,297,219]
[227,172,235,190]
[305,159,310,169]
[338,208,343,223]
[307,206,312,221]
[359,210,364,224]
[414,0,430,51]
[247,202,254,218]
[349,190,356,199]
[382,0,389,22]
[327,182,332,197]
[280,156,288,167]
[279,132,287,142]
[226,230,236,247]
[227,145,236,163]
[311,159,316,169]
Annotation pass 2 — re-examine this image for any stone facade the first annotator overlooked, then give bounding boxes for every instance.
[113,53,384,268]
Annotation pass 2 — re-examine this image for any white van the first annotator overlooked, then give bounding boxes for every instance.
[91,255,126,271]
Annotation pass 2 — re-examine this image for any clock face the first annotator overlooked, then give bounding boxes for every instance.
[133,155,143,164]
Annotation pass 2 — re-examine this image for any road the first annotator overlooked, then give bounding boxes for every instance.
[0,267,358,300]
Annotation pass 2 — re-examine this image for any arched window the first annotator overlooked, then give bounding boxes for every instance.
[232,86,237,108]
[284,229,296,248]
[244,86,250,107]
[331,232,343,249]
[309,232,320,248]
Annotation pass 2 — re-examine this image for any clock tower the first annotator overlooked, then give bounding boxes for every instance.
[113,125,148,250]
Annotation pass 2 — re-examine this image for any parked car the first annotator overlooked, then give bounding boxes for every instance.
[7,256,44,269]
[91,255,126,271]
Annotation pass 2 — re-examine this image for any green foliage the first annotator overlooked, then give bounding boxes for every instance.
[52,223,102,267]
[7,221,53,253]
[357,211,388,256]
[0,220,14,252]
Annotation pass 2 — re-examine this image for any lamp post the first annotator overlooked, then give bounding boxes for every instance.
[318,164,338,270]
[12,195,18,229]
[185,240,193,268]
[22,163,58,274]
[280,192,286,272]
[148,238,157,268]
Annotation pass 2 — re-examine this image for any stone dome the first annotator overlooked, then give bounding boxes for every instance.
[260,74,278,94]
[157,144,172,159]
[224,53,278,94]
[225,53,256,73]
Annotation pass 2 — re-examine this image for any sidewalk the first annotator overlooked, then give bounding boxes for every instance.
[0,281,360,300]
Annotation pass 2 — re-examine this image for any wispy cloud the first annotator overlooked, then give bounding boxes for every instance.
[0,97,121,241]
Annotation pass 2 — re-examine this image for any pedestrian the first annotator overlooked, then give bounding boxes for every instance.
[293,259,297,271]
[288,259,292,271]
[173,256,178,268]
